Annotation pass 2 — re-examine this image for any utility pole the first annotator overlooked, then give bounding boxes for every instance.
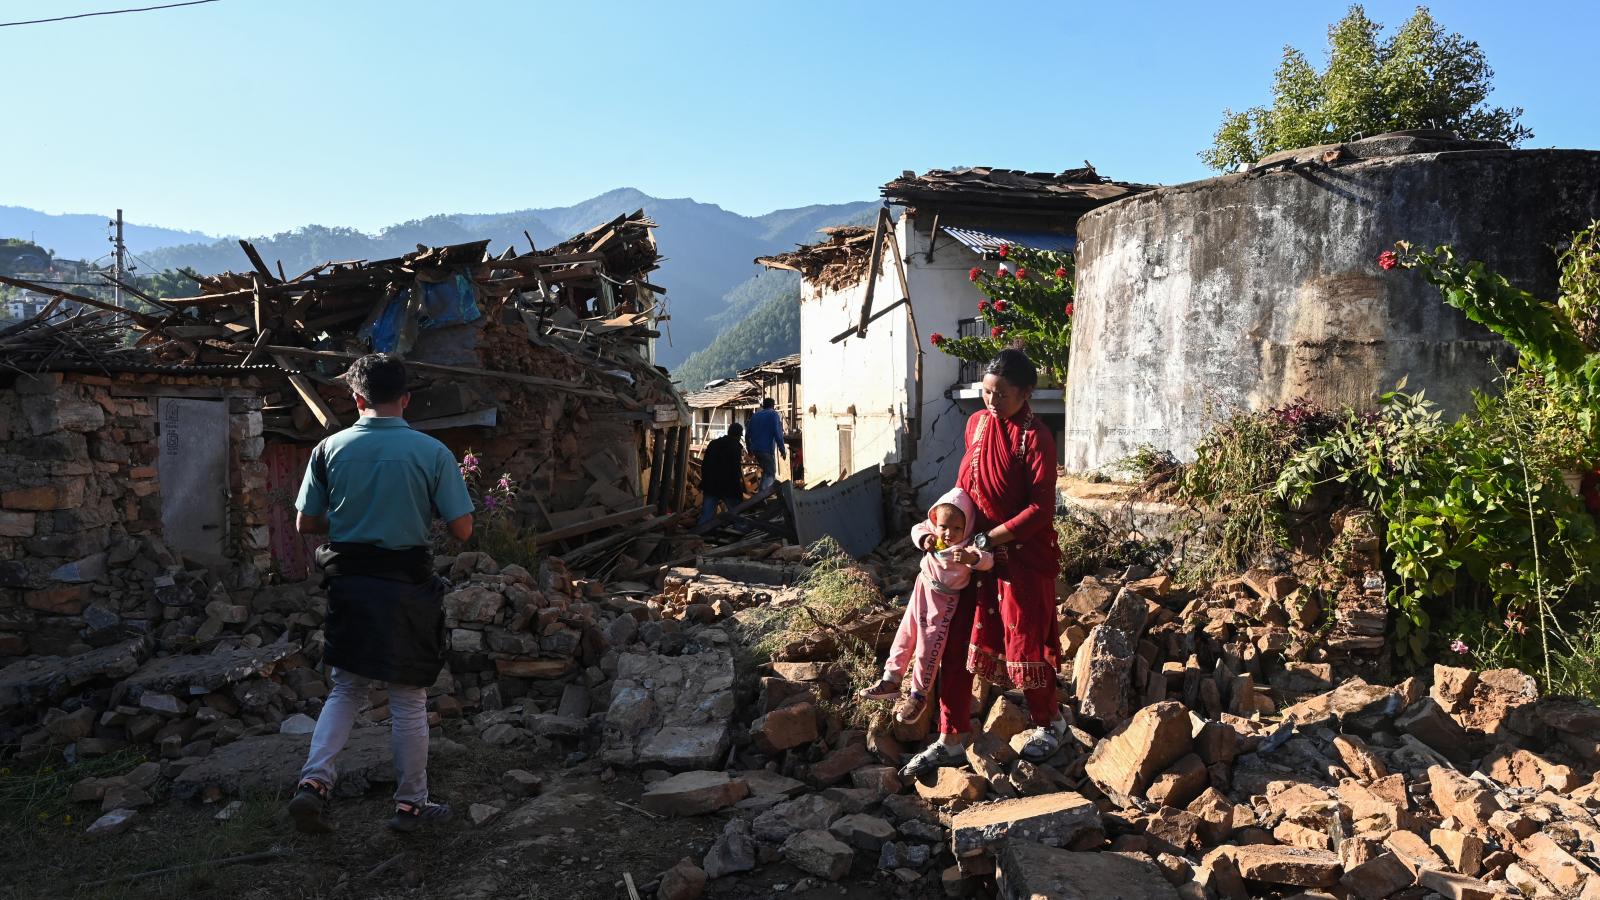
[110,208,126,309]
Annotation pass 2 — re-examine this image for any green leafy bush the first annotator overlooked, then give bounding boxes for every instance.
[1204,5,1529,172]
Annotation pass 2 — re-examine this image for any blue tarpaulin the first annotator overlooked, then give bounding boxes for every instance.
[360,270,482,353]
[418,271,481,330]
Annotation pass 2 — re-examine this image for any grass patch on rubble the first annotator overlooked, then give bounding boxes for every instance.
[0,749,147,838]
[744,537,893,725]
[747,538,887,662]
[0,749,283,900]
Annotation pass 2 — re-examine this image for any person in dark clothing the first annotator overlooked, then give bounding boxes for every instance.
[287,353,474,835]
[698,422,745,526]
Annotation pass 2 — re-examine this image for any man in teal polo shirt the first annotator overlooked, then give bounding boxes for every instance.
[288,353,474,835]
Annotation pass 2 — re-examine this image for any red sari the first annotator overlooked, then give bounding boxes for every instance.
[937,404,1062,731]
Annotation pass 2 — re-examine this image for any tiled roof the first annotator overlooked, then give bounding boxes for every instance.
[684,378,758,409]
[685,354,799,408]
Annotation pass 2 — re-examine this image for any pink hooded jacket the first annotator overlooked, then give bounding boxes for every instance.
[909,486,994,593]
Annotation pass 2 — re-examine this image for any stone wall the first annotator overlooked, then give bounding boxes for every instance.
[0,370,272,660]
[1062,144,1600,471]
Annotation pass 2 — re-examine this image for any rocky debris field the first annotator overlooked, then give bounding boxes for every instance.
[5,532,1600,900]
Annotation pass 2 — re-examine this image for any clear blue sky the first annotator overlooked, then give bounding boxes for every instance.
[1,0,1594,237]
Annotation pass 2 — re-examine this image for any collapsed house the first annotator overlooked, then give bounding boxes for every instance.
[758,167,1146,505]
[0,211,693,665]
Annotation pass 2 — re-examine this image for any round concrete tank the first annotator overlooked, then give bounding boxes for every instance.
[1062,140,1600,472]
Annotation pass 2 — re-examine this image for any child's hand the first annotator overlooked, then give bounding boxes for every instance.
[920,535,938,552]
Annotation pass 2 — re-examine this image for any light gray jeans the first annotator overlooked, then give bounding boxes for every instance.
[299,667,430,805]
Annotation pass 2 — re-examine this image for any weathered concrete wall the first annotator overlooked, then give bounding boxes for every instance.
[1063,148,1600,471]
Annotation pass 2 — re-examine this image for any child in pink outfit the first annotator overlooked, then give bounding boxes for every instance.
[858,487,993,722]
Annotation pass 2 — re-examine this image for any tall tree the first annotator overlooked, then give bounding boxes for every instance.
[1202,5,1530,172]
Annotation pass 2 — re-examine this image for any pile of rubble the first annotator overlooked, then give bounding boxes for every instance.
[602,539,1600,900]
[12,510,1600,900]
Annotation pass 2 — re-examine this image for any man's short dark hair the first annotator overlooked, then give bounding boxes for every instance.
[762,397,775,409]
[728,422,744,437]
[345,353,408,404]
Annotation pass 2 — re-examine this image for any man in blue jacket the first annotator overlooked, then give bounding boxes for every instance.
[745,397,787,492]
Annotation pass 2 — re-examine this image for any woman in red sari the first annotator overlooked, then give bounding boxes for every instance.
[902,349,1064,776]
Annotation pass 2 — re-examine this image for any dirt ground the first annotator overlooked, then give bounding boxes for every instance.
[1,736,943,900]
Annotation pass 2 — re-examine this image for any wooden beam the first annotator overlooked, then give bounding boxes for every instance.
[251,273,265,337]
[829,296,909,344]
[239,240,281,284]
[557,512,676,563]
[264,345,622,401]
[0,274,166,330]
[272,353,341,431]
[673,426,690,513]
[853,207,890,338]
[884,222,923,464]
[534,505,653,547]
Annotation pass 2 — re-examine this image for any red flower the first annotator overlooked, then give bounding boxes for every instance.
[994,267,1009,279]
[977,300,989,313]
[1054,267,1067,279]
[993,300,1008,313]
[1065,303,1075,317]
[997,244,1010,258]
[968,266,981,281]
[1016,267,1028,279]
[1377,250,1399,271]
[930,332,945,346]
[991,325,1005,338]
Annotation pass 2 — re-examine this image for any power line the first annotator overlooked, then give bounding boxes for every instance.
[0,0,221,28]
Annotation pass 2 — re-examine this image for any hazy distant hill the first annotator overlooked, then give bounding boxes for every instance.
[672,270,801,392]
[0,206,215,260]
[8,192,877,368]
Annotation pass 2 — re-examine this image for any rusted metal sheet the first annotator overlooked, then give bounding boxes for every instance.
[264,442,319,581]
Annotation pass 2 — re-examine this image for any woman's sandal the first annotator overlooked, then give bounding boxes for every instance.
[857,678,902,701]
[1018,721,1065,763]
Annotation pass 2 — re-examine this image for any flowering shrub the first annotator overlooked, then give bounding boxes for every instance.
[1265,233,1600,677]
[450,449,538,568]
[458,449,518,528]
[930,244,1076,381]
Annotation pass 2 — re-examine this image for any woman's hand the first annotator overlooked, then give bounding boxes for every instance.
[947,547,979,565]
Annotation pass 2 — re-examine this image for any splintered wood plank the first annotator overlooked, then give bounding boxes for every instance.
[239,240,282,284]
[535,505,653,546]
[272,353,340,430]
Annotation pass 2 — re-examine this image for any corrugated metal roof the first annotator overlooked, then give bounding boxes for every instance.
[941,226,1076,259]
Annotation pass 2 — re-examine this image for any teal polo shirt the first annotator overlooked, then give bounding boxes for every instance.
[295,416,474,550]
